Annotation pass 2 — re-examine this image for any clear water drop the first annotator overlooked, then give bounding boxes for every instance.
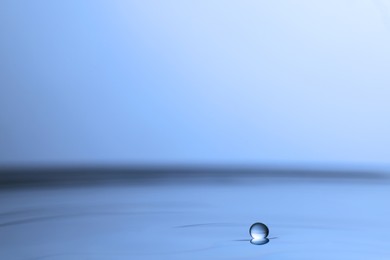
[249,222,269,239]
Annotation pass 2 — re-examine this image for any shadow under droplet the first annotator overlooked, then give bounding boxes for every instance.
[250,238,270,245]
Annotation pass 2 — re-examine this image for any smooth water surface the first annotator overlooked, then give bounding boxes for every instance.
[0,173,389,259]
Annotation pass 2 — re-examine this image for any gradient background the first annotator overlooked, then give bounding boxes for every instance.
[1,0,390,168]
[2,2,390,259]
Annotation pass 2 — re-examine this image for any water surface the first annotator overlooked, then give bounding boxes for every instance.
[0,168,389,259]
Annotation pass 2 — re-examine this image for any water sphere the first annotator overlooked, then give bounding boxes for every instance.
[249,222,269,239]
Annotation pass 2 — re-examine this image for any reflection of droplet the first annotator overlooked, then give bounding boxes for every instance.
[250,238,269,245]
[249,222,269,239]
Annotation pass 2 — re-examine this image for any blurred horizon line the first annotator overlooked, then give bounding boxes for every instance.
[1,164,389,189]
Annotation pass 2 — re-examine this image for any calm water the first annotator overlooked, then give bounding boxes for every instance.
[0,171,389,259]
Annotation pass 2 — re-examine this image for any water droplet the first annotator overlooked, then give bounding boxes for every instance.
[249,222,269,240]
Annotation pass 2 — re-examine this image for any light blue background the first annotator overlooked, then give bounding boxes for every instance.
[1,1,390,166]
